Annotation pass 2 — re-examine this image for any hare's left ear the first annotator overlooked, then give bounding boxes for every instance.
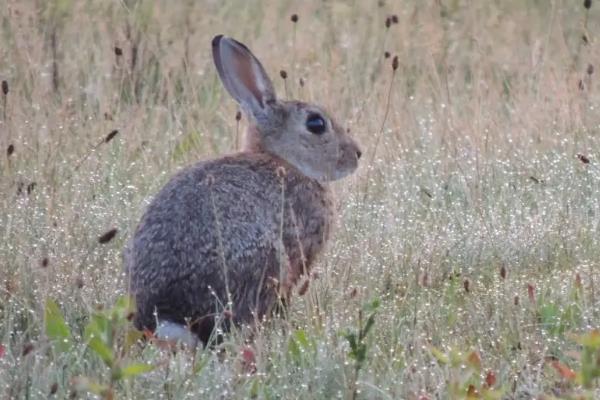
[212,35,277,119]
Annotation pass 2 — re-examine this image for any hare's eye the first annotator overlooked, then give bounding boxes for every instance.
[306,114,326,135]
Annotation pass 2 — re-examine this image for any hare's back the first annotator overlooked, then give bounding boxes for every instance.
[130,153,286,274]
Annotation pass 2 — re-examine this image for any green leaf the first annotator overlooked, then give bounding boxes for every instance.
[577,329,600,350]
[120,363,154,378]
[430,346,449,365]
[85,314,110,343]
[194,355,209,374]
[363,298,381,313]
[361,314,376,339]
[287,336,301,363]
[293,329,311,350]
[44,299,71,351]
[124,329,144,353]
[111,296,135,323]
[72,377,109,396]
[87,336,114,366]
[343,331,358,357]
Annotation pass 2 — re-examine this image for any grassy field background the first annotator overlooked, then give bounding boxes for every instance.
[2,0,600,398]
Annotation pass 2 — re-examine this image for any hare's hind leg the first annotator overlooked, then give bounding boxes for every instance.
[155,320,199,349]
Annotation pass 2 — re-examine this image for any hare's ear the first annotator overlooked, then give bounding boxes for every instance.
[212,35,277,118]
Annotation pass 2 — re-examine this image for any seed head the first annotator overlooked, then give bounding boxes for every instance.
[235,110,242,121]
[391,14,399,24]
[384,51,391,59]
[297,279,310,296]
[104,129,119,143]
[98,228,118,244]
[385,16,392,28]
[26,182,36,195]
[584,0,592,9]
[1,80,8,95]
[463,279,470,293]
[50,383,58,395]
[299,77,304,87]
[279,70,288,80]
[527,283,535,303]
[114,46,123,56]
[485,371,496,388]
[587,64,594,75]
[392,55,399,71]
[290,14,299,23]
[577,153,590,164]
[41,258,49,268]
[22,343,34,357]
[75,276,84,289]
[500,265,507,279]
[7,144,14,157]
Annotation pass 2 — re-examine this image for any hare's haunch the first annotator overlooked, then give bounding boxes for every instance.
[126,35,361,346]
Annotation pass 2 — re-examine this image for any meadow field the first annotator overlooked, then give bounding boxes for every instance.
[1,0,600,398]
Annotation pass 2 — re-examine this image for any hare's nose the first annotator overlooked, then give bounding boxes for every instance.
[356,150,362,159]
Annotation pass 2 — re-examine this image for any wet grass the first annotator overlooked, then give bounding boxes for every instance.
[1,0,600,398]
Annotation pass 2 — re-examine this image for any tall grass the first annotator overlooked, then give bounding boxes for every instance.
[1,0,600,398]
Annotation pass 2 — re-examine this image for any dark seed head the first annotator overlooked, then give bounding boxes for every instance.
[297,279,310,296]
[583,34,589,44]
[75,276,84,289]
[114,46,123,56]
[50,383,58,395]
[299,77,304,87]
[104,129,119,143]
[126,311,135,321]
[41,258,49,268]
[577,153,590,164]
[22,343,34,357]
[463,279,470,293]
[26,182,36,195]
[7,144,14,157]
[385,16,392,28]
[98,228,118,244]
[587,64,594,75]
[279,70,287,80]
[235,111,242,121]
[391,14,399,24]
[579,79,585,90]
[584,0,592,9]
[290,14,298,23]
[384,51,391,59]
[500,265,507,279]
[392,55,399,71]
[1,80,8,95]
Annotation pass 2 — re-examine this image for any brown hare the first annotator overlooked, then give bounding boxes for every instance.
[126,35,361,346]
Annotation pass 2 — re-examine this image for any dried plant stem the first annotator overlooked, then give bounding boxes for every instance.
[361,68,396,201]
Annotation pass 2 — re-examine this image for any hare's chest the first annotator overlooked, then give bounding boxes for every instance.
[280,179,334,279]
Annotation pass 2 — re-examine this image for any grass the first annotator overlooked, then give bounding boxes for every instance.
[1,0,600,398]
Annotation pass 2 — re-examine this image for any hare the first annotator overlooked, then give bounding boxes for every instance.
[125,35,361,346]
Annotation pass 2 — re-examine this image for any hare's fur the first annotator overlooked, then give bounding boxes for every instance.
[126,36,360,345]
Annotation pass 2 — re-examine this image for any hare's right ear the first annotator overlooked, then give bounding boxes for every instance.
[212,35,277,119]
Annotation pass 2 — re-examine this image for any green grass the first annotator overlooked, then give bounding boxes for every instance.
[1,0,600,398]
